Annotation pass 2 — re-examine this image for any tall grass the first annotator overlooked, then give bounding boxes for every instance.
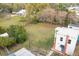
[32,31,54,50]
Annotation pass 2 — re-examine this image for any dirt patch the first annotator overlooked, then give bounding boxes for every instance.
[74,45,79,56]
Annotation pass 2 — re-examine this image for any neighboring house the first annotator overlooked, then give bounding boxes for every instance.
[51,27,79,55]
[16,9,26,17]
[0,33,9,37]
[8,48,35,56]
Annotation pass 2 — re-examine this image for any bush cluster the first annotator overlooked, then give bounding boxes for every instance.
[7,25,27,43]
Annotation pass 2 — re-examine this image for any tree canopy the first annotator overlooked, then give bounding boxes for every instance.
[7,25,27,43]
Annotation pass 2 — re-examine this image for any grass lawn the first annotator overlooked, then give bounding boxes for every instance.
[25,23,56,49]
[0,16,25,28]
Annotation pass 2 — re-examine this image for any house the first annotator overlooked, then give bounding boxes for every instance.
[16,9,26,17]
[0,33,9,37]
[51,27,79,55]
[8,48,35,56]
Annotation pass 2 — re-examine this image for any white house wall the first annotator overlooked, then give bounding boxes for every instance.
[55,34,66,52]
[66,35,78,55]
[54,27,79,55]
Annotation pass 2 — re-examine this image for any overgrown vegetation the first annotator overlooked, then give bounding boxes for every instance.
[0,37,16,48]
[0,26,6,34]
[64,19,70,26]
[36,35,54,50]
[7,25,27,43]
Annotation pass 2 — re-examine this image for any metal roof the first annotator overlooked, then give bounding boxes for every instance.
[68,24,79,27]
[8,48,35,56]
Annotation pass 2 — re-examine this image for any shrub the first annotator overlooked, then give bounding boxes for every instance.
[64,19,70,27]
[0,37,16,48]
[31,18,39,24]
[37,8,56,23]
[0,26,6,34]
[7,25,27,43]
[37,8,77,25]
[30,15,39,24]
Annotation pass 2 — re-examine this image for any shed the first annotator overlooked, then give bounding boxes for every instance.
[9,48,35,56]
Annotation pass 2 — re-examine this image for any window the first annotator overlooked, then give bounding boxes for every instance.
[69,27,72,28]
[68,40,71,44]
[60,37,63,41]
